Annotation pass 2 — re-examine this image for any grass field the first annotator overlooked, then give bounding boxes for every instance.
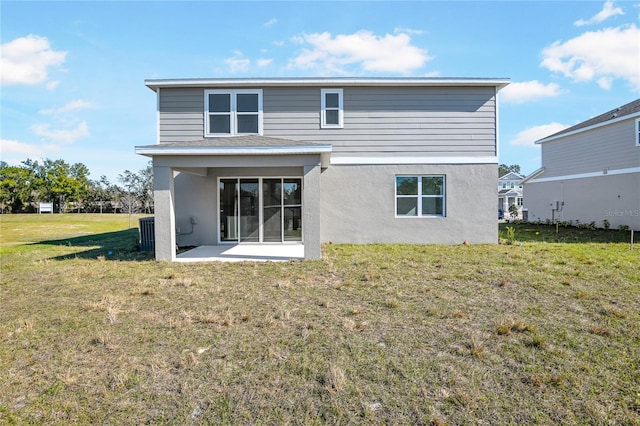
[1,214,639,424]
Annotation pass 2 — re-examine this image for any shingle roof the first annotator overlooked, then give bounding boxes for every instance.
[539,98,640,141]
[134,136,332,168]
[149,135,326,148]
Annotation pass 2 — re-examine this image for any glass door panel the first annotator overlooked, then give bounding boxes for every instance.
[219,177,302,243]
[263,179,282,242]
[239,179,259,242]
[284,179,302,242]
[284,207,302,241]
[219,179,238,241]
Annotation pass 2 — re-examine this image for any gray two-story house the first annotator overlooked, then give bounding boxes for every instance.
[522,98,639,230]
[136,77,509,260]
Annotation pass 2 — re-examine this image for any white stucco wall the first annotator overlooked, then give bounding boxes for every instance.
[524,172,640,230]
[319,163,498,244]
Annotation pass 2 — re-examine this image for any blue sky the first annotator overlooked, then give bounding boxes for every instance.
[1,1,638,182]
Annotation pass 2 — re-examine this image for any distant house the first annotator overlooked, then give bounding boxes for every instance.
[498,172,523,218]
[522,99,640,230]
[136,77,510,261]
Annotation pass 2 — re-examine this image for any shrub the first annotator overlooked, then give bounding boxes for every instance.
[618,224,630,232]
[504,226,517,245]
[602,219,610,230]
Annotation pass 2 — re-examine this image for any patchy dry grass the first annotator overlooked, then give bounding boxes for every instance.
[1,214,639,424]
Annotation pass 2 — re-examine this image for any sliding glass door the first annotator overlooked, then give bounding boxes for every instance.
[219,178,302,243]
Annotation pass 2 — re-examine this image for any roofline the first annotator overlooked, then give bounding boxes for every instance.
[498,172,524,180]
[135,144,332,156]
[536,111,640,144]
[520,167,545,184]
[145,77,510,92]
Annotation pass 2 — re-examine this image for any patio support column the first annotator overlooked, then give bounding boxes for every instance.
[153,165,176,261]
[303,163,321,260]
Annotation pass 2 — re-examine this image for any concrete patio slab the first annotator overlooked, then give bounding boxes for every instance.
[175,244,304,262]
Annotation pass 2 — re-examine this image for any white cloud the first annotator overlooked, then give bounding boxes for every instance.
[288,30,432,74]
[40,99,95,115]
[0,34,67,86]
[500,80,562,104]
[0,139,47,158]
[394,27,425,35]
[46,80,61,90]
[224,52,250,73]
[290,36,304,45]
[32,121,89,144]
[574,0,623,26]
[263,18,277,28]
[257,58,273,67]
[541,24,640,90]
[509,123,568,147]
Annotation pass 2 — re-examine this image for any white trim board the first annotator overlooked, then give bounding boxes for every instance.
[330,156,498,165]
[135,146,331,156]
[145,77,510,92]
[526,167,640,184]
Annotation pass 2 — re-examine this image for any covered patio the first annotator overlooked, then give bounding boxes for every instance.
[176,244,305,262]
[135,135,331,261]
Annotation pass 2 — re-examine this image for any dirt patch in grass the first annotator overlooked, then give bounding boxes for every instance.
[1,215,639,424]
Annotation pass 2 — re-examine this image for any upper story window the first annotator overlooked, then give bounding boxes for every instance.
[321,88,343,129]
[204,90,263,137]
[396,175,446,217]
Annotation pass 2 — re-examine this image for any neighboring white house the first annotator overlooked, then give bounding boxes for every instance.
[136,77,510,260]
[498,172,523,218]
[522,98,640,230]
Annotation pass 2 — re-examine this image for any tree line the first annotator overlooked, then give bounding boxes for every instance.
[0,159,153,214]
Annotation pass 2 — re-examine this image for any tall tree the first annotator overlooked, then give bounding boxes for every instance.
[498,164,521,177]
[118,169,141,227]
[138,161,154,213]
[0,165,35,213]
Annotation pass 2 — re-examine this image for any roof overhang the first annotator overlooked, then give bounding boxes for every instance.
[145,77,510,92]
[535,111,640,144]
[135,144,332,168]
[520,167,545,184]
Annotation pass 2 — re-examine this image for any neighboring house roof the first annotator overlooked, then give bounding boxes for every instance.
[498,189,521,196]
[135,135,332,167]
[498,172,524,181]
[144,77,510,92]
[536,98,640,144]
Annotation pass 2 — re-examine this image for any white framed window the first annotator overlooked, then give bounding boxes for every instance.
[396,175,446,217]
[204,89,263,137]
[635,118,640,146]
[517,197,523,206]
[321,88,343,128]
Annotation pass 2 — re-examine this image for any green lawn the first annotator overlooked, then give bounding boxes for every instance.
[1,215,639,424]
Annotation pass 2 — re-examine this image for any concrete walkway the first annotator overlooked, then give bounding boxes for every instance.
[175,244,304,262]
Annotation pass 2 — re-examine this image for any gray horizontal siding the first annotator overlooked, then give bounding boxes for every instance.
[541,119,640,177]
[158,86,497,156]
[159,88,204,143]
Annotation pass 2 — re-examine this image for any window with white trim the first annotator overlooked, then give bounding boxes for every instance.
[205,90,263,136]
[321,88,343,128]
[636,118,640,146]
[517,197,523,206]
[396,175,446,217]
